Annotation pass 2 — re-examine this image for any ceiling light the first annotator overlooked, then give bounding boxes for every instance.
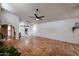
[35,18,39,20]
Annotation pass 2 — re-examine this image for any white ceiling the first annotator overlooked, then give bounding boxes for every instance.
[1,3,79,24]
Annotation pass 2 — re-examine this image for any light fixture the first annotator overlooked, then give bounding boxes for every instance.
[35,18,39,20]
[72,22,79,32]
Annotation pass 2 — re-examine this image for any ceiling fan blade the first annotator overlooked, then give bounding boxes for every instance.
[39,16,45,18]
[34,14,38,18]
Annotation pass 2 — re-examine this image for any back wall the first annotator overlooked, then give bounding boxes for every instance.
[32,18,79,44]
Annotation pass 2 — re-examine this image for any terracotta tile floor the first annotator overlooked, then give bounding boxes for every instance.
[4,36,79,56]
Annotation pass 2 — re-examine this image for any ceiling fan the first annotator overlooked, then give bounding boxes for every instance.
[29,9,45,20]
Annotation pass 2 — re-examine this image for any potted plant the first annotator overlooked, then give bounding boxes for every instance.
[0,45,21,56]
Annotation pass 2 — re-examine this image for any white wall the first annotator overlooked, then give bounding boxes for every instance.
[0,4,1,14]
[0,4,1,12]
[1,10,19,39]
[32,18,79,44]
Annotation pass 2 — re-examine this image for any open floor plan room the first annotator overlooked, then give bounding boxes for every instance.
[0,3,79,56]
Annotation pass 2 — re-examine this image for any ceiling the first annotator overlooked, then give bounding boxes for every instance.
[1,3,79,24]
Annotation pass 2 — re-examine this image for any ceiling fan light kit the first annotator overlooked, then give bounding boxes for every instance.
[29,9,45,21]
[35,18,40,20]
